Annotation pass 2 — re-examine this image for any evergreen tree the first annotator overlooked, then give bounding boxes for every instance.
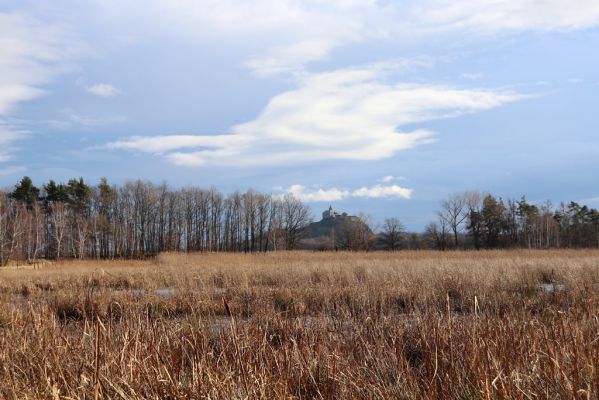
[43,180,69,207]
[10,176,40,208]
[467,209,483,250]
[481,195,506,248]
[67,178,91,216]
[517,197,538,248]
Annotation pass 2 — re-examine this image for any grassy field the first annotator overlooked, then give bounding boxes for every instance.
[0,250,598,399]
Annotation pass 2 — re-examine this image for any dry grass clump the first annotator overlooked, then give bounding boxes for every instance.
[0,250,598,399]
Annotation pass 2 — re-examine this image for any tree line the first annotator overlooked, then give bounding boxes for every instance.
[296,191,599,252]
[422,191,599,250]
[1,177,598,265]
[0,177,311,265]
[315,192,599,251]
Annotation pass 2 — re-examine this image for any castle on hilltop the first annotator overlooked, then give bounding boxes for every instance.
[302,205,357,239]
[322,205,349,220]
[299,206,366,249]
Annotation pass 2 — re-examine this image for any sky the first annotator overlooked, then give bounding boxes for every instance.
[1,0,599,230]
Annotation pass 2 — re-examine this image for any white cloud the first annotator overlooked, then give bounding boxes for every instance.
[285,182,413,202]
[244,39,339,78]
[8,0,599,173]
[380,175,407,183]
[0,13,75,115]
[287,185,349,202]
[6,0,599,102]
[352,184,412,199]
[105,60,523,166]
[5,1,596,95]
[86,0,599,78]
[90,0,391,77]
[408,0,599,36]
[86,83,122,97]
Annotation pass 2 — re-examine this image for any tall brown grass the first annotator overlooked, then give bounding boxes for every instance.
[0,250,598,399]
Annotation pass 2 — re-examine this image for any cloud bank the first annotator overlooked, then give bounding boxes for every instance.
[106,60,523,166]
[5,0,599,173]
[89,0,599,77]
[98,0,599,167]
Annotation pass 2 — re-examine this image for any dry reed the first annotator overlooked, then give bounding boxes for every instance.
[0,250,598,399]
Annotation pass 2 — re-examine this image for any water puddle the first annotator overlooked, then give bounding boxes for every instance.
[539,283,566,293]
[114,287,232,298]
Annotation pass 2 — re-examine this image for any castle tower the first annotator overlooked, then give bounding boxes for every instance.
[322,205,337,220]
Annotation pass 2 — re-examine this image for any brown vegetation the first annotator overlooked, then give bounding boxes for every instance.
[0,250,598,399]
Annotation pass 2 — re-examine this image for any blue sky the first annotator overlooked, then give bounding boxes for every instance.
[1,0,599,230]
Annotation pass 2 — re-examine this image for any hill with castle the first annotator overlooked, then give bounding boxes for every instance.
[299,206,371,249]
[302,205,359,237]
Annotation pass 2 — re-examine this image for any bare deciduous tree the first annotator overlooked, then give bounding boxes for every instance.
[281,194,311,250]
[439,192,469,248]
[0,193,13,266]
[335,214,375,251]
[380,217,405,250]
[50,202,68,260]
[425,221,449,251]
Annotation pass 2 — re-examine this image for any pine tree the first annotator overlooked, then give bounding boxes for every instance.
[10,176,40,208]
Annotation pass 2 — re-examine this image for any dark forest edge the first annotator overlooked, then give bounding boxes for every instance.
[0,177,598,265]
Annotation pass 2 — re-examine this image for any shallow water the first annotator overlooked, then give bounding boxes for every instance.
[539,283,566,293]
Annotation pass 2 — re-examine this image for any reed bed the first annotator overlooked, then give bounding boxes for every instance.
[0,250,598,399]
